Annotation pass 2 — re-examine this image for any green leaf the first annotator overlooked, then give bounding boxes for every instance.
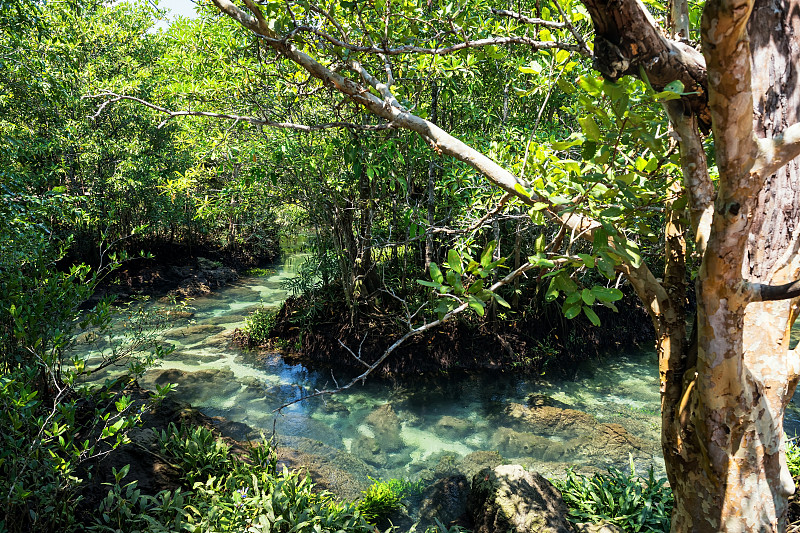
[577,253,595,268]
[590,286,624,302]
[429,263,444,284]
[583,306,601,326]
[600,206,623,218]
[581,288,596,305]
[529,253,555,268]
[481,241,496,268]
[468,296,485,316]
[493,292,511,308]
[578,116,602,141]
[564,304,581,319]
[519,61,542,74]
[447,249,463,274]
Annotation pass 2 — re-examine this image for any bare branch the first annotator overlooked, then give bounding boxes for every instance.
[490,8,568,28]
[85,92,395,132]
[742,279,800,302]
[549,0,593,57]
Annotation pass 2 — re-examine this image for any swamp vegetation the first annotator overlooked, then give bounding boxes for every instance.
[5,0,800,530]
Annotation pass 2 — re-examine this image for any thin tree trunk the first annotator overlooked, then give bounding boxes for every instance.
[425,82,439,270]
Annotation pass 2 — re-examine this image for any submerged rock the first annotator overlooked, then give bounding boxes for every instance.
[435,415,472,439]
[467,465,572,533]
[363,404,404,451]
[490,427,566,461]
[457,450,505,481]
[350,434,411,469]
[504,402,598,436]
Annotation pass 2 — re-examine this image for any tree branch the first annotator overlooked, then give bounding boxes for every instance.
[85,92,395,132]
[580,0,710,131]
[753,122,800,180]
[489,8,569,28]
[663,101,715,252]
[293,25,588,56]
[272,261,537,412]
[743,279,800,302]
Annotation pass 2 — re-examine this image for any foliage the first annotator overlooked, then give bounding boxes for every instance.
[423,519,471,533]
[0,138,171,533]
[243,307,278,347]
[556,464,673,533]
[786,434,800,478]
[245,267,276,277]
[356,477,427,525]
[92,423,376,532]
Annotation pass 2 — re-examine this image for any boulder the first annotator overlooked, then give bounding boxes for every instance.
[418,474,470,530]
[467,465,572,533]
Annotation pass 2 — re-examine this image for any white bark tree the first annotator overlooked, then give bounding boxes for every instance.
[117,0,800,528]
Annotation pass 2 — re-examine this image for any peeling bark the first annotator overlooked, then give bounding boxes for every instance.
[582,0,711,130]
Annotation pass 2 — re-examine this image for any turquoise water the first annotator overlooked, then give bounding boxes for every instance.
[79,251,737,489]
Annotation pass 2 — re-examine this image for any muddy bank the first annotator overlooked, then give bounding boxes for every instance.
[89,242,279,304]
[264,290,654,377]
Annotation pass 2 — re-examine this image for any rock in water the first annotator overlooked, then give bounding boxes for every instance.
[418,474,470,530]
[467,465,572,533]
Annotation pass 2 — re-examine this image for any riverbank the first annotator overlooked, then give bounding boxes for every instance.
[259,287,654,377]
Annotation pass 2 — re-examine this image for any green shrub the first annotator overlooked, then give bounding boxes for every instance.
[245,267,276,277]
[556,464,672,533]
[356,476,425,525]
[243,307,277,346]
[91,423,376,532]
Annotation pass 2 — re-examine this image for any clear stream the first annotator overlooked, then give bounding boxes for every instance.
[76,251,800,488]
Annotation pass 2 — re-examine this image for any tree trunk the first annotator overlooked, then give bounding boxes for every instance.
[425,82,439,270]
[663,0,800,530]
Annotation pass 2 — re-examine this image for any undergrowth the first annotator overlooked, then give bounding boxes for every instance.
[90,423,377,533]
[556,462,673,533]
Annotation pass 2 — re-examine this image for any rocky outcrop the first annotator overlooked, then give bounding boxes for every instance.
[418,474,470,531]
[496,403,657,467]
[467,465,572,533]
[166,257,238,299]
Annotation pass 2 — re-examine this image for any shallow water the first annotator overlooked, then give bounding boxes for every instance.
[75,252,800,487]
